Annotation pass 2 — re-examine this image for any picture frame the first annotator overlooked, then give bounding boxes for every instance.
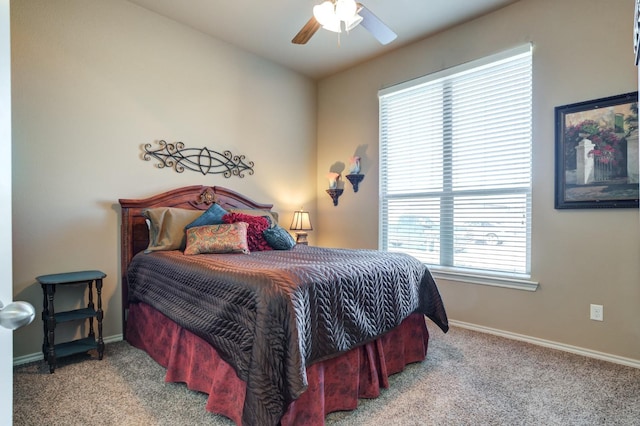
[635,0,640,65]
[554,92,639,209]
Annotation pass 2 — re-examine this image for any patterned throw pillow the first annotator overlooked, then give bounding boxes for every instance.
[263,226,296,250]
[222,212,273,252]
[183,222,249,255]
[185,203,228,230]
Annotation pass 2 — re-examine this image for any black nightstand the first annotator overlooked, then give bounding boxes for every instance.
[36,270,106,373]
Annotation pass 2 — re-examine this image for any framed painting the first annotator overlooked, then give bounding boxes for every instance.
[635,0,640,65]
[554,92,639,209]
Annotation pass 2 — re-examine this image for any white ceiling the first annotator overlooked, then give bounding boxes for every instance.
[126,0,519,79]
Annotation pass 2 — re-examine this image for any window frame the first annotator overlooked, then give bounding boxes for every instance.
[378,44,539,291]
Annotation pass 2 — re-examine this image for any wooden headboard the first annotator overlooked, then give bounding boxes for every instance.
[118,185,273,335]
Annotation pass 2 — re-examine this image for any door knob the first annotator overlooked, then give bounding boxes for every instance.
[0,300,35,330]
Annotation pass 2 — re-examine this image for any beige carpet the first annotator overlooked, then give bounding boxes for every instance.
[13,324,640,425]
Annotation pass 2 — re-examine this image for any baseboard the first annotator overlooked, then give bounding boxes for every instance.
[16,326,640,370]
[449,319,640,369]
[13,334,123,367]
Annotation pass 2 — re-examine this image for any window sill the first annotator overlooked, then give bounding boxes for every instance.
[430,267,539,292]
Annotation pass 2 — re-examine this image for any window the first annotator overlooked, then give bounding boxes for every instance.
[379,45,533,285]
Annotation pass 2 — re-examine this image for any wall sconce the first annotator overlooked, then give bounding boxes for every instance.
[346,156,364,192]
[345,174,364,192]
[326,172,343,206]
[326,188,343,206]
[290,209,313,245]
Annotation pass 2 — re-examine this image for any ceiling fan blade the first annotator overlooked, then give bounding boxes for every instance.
[357,3,397,45]
[292,16,321,44]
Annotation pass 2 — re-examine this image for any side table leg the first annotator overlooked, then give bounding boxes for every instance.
[96,278,104,360]
[41,284,49,361]
[45,284,56,373]
[87,280,95,339]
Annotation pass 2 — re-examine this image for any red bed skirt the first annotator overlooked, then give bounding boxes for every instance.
[126,302,430,425]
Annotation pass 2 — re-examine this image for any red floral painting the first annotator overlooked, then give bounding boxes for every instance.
[555,92,639,209]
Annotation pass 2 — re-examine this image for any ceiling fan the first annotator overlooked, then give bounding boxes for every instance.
[292,0,397,45]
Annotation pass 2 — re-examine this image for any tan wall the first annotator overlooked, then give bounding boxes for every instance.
[11,0,317,358]
[316,0,640,361]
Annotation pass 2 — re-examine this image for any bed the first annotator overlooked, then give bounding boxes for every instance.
[119,185,448,426]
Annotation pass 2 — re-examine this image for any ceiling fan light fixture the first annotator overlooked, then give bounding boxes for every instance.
[294,0,394,45]
[314,1,342,33]
[344,13,363,31]
[335,0,357,22]
[322,20,342,33]
[313,2,335,27]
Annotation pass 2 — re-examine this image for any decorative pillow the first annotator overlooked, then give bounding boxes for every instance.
[223,212,272,252]
[263,225,296,250]
[185,203,228,230]
[227,208,278,228]
[142,207,203,252]
[184,223,250,255]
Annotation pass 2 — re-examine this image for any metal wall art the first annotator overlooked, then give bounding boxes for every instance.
[143,140,254,178]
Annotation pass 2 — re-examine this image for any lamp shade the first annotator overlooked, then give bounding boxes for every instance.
[290,210,313,231]
[313,2,336,26]
[314,1,341,33]
[335,0,357,21]
[344,13,363,31]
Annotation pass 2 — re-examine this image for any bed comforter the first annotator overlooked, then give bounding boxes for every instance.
[127,245,448,426]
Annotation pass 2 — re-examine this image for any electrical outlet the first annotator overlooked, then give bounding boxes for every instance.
[590,304,603,321]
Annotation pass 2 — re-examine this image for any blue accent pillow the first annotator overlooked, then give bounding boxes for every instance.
[263,226,296,250]
[185,203,228,230]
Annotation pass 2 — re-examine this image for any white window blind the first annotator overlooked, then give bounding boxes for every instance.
[379,44,532,277]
